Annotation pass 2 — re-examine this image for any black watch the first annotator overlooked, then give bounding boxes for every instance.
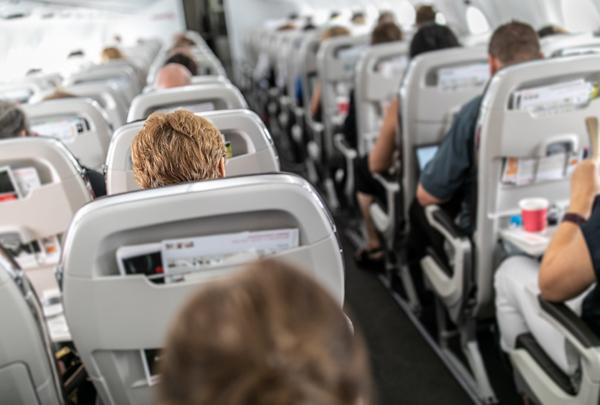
[562,212,587,225]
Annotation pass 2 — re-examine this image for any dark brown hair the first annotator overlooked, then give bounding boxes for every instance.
[371,22,403,45]
[416,4,436,26]
[158,259,372,405]
[489,21,541,65]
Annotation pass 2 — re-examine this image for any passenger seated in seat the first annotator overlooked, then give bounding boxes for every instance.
[100,46,124,63]
[164,52,199,76]
[495,159,600,372]
[537,24,568,38]
[342,22,403,150]
[158,259,372,405]
[377,11,397,25]
[309,26,351,122]
[408,22,542,266]
[415,4,437,27]
[154,63,192,89]
[354,24,459,269]
[131,109,226,189]
[0,100,106,197]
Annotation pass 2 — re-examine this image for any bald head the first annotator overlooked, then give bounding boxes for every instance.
[155,63,192,90]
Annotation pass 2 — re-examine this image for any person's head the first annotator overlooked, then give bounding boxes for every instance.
[537,24,567,38]
[0,101,29,139]
[67,49,85,59]
[42,89,77,101]
[101,46,124,63]
[302,17,317,31]
[172,34,196,50]
[276,22,297,32]
[488,21,542,75]
[131,110,226,189]
[377,11,396,25]
[351,11,366,26]
[415,4,436,27]
[154,64,192,89]
[158,259,372,405]
[320,25,351,43]
[409,23,459,58]
[164,53,199,76]
[371,22,403,45]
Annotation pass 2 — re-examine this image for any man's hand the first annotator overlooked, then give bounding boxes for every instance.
[569,159,600,219]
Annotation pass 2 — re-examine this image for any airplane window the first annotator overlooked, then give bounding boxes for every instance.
[435,12,447,26]
[465,5,490,35]
[396,1,416,28]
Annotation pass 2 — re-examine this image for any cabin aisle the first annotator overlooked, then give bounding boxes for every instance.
[338,227,474,405]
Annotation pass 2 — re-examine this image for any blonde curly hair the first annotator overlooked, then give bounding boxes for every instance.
[131,110,226,189]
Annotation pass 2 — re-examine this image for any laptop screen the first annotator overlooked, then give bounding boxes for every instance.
[415,145,439,172]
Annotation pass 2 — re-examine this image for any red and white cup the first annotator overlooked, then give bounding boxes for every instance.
[519,198,549,233]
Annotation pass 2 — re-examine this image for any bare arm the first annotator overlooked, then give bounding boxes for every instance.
[368,97,399,173]
[310,82,322,119]
[539,160,599,302]
[416,183,443,206]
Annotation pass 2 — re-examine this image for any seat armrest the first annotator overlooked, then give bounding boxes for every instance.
[372,172,399,193]
[424,205,466,242]
[333,134,357,159]
[539,296,600,349]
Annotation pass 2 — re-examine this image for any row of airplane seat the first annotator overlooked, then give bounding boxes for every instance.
[5,5,600,405]
[0,29,353,405]
[245,10,600,405]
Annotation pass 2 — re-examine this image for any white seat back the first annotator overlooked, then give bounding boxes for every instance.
[127,83,248,122]
[284,31,316,106]
[23,98,112,170]
[0,76,57,104]
[146,48,226,84]
[0,253,64,405]
[400,46,489,221]
[542,33,600,58]
[106,109,279,195]
[317,35,369,158]
[61,82,129,129]
[62,173,344,405]
[355,41,408,155]
[66,64,141,103]
[0,138,92,245]
[474,55,600,315]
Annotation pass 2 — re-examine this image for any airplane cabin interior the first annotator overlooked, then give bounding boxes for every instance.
[4,0,600,404]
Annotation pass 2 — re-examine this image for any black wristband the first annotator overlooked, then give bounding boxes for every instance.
[562,212,587,225]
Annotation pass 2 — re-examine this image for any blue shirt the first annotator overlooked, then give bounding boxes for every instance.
[419,95,483,232]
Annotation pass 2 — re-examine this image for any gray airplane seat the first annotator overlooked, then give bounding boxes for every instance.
[542,33,600,58]
[0,75,60,104]
[106,109,279,195]
[0,138,93,239]
[142,75,230,94]
[57,82,129,129]
[316,34,369,162]
[23,98,113,170]
[146,46,226,85]
[335,41,409,203]
[286,31,321,170]
[62,173,344,405]
[420,54,600,403]
[399,46,489,230]
[309,34,369,209]
[126,83,248,122]
[363,47,489,313]
[65,63,141,104]
[0,249,65,405]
